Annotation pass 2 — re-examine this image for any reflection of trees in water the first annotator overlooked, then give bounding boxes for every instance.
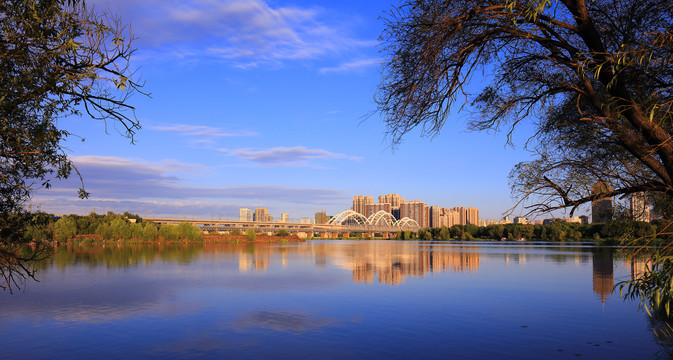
[616,250,673,359]
[1,243,53,293]
[49,243,204,269]
[648,314,673,359]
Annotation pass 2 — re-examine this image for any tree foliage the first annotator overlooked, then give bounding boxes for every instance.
[0,0,145,241]
[377,0,673,216]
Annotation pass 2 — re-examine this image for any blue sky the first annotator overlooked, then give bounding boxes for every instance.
[32,0,557,222]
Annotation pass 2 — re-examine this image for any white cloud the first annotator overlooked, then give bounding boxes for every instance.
[225,146,358,166]
[151,124,257,138]
[319,58,381,74]
[94,0,376,65]
[30,156,348,216]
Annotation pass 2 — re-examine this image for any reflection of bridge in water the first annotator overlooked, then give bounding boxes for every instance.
[145,210,420,236]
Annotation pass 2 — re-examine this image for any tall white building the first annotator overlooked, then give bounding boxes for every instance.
[280,213,289,223]
[239,208,252,222]
[352,195,373,216]
[631,192,650,222]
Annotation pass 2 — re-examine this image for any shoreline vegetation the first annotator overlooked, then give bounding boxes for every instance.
[14,211,672,246]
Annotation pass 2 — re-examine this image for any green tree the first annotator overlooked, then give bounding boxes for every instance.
[53,216,77,241]
[22,212,55,242]
[142,222,158,241]
[159,225,180,242]
[439,226,451,241]
[0,0,145,242]
[377,0,673,217]
[178,223,203,242]
[246,228,257,242]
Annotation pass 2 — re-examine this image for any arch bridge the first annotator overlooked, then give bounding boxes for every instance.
[327,210,419,230]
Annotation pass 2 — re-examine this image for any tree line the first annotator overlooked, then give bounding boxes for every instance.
[22,212,203,243]
[399,219,667,242]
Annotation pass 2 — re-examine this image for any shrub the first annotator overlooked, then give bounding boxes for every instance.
[246,228,256,241]
[53,216,77,241]
[178,223,204,242]
[159,225,180,242]
[142,222,158,241]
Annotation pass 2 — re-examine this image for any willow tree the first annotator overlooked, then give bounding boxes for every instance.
[0,0,144,291]
[377,0,673,219]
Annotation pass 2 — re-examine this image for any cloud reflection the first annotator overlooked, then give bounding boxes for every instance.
[234,310,335,333]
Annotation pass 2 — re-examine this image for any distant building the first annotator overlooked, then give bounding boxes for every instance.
[592,182,614,223]
[253,208,272,222]
[429,206,442,228]
[466,207,479,226]
[280,213,289,223]
[239,208,252,222]
[315,211,329,224]
[400,201,429,228]
[352,195,373,216]
[366,203,392,218]
[631,192,650,222]
[378,194,405,207]
[300,217,312,224]
[446,208,460,227]
[563,216,581,223]
[513,216,529,224]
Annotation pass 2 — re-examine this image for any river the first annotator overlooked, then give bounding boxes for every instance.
[0,240,668,359]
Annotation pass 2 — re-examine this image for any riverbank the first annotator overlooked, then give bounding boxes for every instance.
[46,233,305,245]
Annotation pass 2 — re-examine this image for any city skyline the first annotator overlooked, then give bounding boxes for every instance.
[27,0,567,221]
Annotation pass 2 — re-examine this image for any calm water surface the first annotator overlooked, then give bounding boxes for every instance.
[0,240,668,359]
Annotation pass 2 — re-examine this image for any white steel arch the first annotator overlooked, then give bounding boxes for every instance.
[367,210,397,226]
[395,217,420,228]
[327,210,369,225]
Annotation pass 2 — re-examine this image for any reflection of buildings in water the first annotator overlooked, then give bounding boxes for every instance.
[353,264,375,283]
[237,248,271,271]
[347,244,480,285]
[207,242,480,285]
[239,254,252,272]
[592,248,614,303]
[255,257,268,270]
[504,253,527,265]
[432,252,480,272]
[630,257,652,279]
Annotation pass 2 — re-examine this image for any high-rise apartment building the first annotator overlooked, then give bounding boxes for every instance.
[378,194,405,207]
[400,201,429,227]
[366,203,392,218]
[592,182,614,223]
[450,207,466,226]
[239,208,252,222]
[631,192,650,222]
[430,206,442,228]
[280,213,289,223]
[446,208,460,227]
[466,207,479,225]
[352,195,373,216]
[253,208,272,222]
